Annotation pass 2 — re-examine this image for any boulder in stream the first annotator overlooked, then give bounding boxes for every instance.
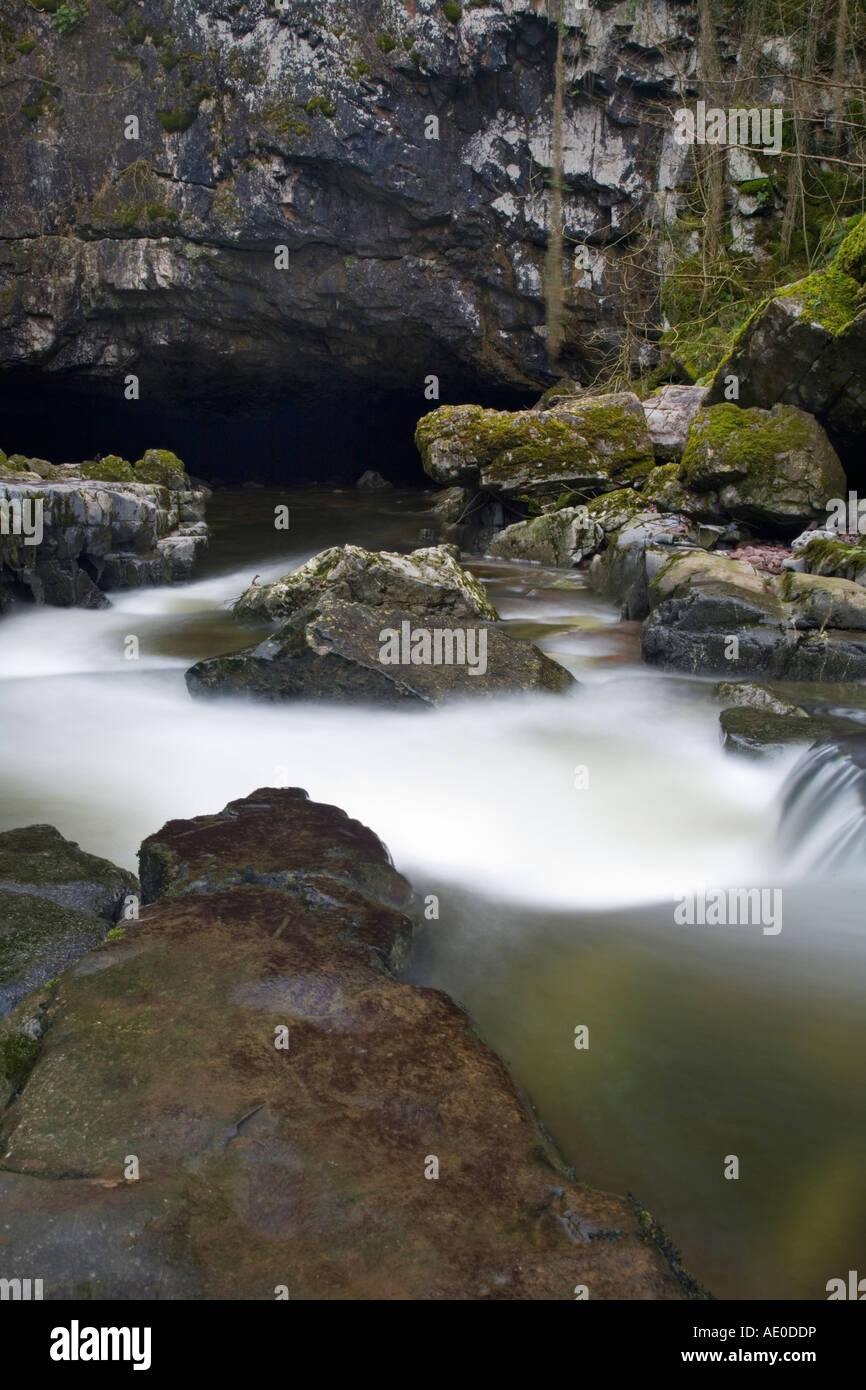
[0,788,694,1300]
[642,550,866,680]
[189,544,573,704]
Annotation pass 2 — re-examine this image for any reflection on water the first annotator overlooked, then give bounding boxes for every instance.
[409,883,866,1301]
[0,486,863,1299]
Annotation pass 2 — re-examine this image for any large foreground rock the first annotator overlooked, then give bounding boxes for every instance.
[0,449,208,608]
[0,825,138,1018]
[191,544,572,704]
[0,789,693,1300]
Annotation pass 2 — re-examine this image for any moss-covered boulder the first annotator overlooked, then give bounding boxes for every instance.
[486,506,603,567]
[234,543,499,625]
[796,535,866,587]
[415,393,655,501]
[0,453,58,481]
[775,570,866,630]
[132,448,189,490]
[678,404,846,531]
[719,706,862,757]
[0,824,137,919]
[0,454,209,611]
[705,217,866,460]
[583,487,648,535]
[641,549,866,679]
[588,517,713,621]
[0,824,138,1018]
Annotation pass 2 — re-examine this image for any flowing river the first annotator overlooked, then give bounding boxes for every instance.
[1,487,864,1300]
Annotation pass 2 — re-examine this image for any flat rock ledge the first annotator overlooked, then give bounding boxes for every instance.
[0,449,209,611]
[0,789,697,1301]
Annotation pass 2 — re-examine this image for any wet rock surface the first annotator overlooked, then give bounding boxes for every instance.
[0,825,138,1018]
[0,789,691,1300]
[641,550,866,680]
[719,707,864,757]
[234,543,498,625]
[487,506,603,568]
[190,543,573,703]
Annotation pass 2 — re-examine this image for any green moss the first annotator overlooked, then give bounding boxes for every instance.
[160,48,203,73]
[833,213,866,284]
[737,176,773,207]
[800,536,866,576]
[261,99,310,137]
[106,926,125,941]
[81,160,178,233]
[416,400,652,492]
[51,0,88,28]
[15,38,37,54]
[778,263,861,335]
[305,94,336,119]
[78,455,134,482]
[0,1033,41,1092]
[158,106,198,133]
[680,403,816,488]
[442,2,463,21]
[133,448,188,489]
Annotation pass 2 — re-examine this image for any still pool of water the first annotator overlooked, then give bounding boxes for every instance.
[0,486,863,1299]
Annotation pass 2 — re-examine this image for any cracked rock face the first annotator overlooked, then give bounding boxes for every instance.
[0,450,209,606]
[0,0,697,409]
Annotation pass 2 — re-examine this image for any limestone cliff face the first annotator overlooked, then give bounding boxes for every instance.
[0,0,700,410]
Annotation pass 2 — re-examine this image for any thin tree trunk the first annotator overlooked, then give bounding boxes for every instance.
[697,0,725,269]
[544,0,565,362]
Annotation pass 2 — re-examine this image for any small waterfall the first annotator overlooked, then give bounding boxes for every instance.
[776,737,866,877]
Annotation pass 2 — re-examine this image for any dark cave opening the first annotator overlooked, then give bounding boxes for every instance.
[0,377,540,489]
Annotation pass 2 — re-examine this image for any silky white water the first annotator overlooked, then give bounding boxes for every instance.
[1,488,864,1299]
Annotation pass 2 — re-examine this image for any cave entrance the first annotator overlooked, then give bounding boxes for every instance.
[0,379,538,489]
